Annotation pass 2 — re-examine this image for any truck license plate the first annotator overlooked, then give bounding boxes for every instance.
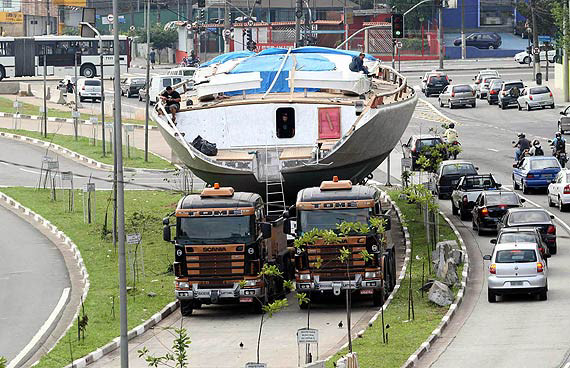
[360,289,373,295]
[240,297,253,303]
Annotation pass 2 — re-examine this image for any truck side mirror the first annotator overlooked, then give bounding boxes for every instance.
[163,225,172,243]
[283,218,292,235]
[261,222,272,239]
[381,210,392,231]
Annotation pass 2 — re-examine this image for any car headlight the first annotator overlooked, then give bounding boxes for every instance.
[371,245,378,252]
[365,271,379,279]
[244,279,258,287]
[299,273,311,280]
[177,282,190,289]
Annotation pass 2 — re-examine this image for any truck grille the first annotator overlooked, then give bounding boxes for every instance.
[185,245,245,281]
[306,237,367,280]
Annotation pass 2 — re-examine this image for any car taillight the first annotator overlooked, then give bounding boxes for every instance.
[537,262,544,273]
[550,92,553,97]
[451,92,455,97]
[463,195,468,203]
[564,185,570,194]
[445,75,449,82]
[82,86,85,90]
[547,225,556,234]
[527,173,534,179]
[490,264,496,274]
[481,207,489,216]
[490,90,497,95]
[472,90,475,96]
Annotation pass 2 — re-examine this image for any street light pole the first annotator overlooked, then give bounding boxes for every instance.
[145,0,151,162]
[438,4,444,69]
[43,46,47,138]
[74,52,79,140]
[461,0,465,59]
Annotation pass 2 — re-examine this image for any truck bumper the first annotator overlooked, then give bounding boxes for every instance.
[296,274,382,296]
[176,284,263,303]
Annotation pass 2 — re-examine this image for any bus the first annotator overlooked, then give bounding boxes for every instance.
[0,35,130,81]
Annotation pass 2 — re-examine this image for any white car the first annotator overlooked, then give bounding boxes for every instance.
[473,70,500,96]
[76,78,102,102]
[483,242,548,303]
[478,76,500,99]
[547,169,570,211]
[514,50,556,64]
[516,86,555,110]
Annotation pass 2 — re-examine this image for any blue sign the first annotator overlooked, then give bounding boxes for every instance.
[538,35,552,44]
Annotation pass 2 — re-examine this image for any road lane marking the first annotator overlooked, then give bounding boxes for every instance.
[487,148,499,152]
[7,288,70,368]
[19,168,41,175]
[563,362,570,368]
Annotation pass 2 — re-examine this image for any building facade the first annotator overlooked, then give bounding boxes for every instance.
[444,0,525,31]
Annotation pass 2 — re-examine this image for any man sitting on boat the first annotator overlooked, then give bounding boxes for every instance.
[349,53,369,75]
[160,86,182,123]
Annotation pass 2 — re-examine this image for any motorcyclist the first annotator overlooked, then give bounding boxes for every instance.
[513,132,531,161]
[551,132,566,155]
[188,50,200,66]
[443,123,459,144]
[529,139,544,156]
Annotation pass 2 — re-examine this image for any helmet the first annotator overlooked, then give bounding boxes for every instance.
[520,133,526,138]
[556,132,562,138]
[449,123,455,129]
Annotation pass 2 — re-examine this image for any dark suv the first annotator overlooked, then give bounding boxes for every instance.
[453,32,502,49]
[424,73,450,97]
[403,135,445,171]
[498,80,525,109]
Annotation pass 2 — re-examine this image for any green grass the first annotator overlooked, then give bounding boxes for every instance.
[0,128,174,170]
[1,188,182,368]
[326,189,460,368]
[0,96,153,126]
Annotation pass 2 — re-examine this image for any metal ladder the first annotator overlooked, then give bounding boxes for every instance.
[264,144,286,221]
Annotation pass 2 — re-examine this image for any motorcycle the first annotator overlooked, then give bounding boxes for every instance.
[548,140,568,168]
[447,141,461,160]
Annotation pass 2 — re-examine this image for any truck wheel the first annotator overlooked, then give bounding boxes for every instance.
[251,298,263,314]
[459,207,470,221]
[180,300,194,316]
[373,288,385,307]
[451,201,459,215]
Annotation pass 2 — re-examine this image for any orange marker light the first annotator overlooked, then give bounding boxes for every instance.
[490,264,496,274]
[214,183,220,189]
[333,176,339,182]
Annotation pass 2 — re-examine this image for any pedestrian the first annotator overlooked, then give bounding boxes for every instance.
[160,86,181,123]
[149,48,156,70]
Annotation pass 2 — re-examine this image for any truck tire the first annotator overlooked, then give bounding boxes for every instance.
[451,200,459,215]
[251,298,264,314]
[459,207,470,221]
[180,300,194,316]
[373,288,385,307]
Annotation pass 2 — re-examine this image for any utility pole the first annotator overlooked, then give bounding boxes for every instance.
[531,0,539,81]
[566,0,570,102]
[74,52,79,140]
[294,0,302,47]
[460,0,465,59]
[112,0,128,364]
[145,0,151,162]
[438,4,444,69]
[43,47,47,138]
[100,40,106,156]
[46,0,51,34]
[224,0,230,53]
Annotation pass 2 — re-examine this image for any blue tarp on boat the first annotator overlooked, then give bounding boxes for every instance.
[200,50,255,67]
[257,46,376,61]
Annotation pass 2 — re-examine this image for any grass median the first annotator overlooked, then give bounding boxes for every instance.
[0,128,174,170]
[0,96,152,126]
[1,187,181,368]
[326,189,460,368]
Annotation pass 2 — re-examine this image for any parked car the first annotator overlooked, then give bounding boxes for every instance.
[497,208,557,254]
[139,75,184,105]
[421,72,451,97]
[547,169,570,211]
[478,76,500,99]
[514,50,556,64]
[492,227,551,261]
[516,86,555,110]
[472,190,524,235]
[453,32,502,49]
[451,174,500,220]
[438,84,476,109]
[557,106,570,134]
[402,135,445,171]
[121,77,146,98]
[487,79,504,105]
[513,156,561,194]
[483,242,548,302]
[498,80,525,109]
[76,78,102,102]
[433,160,478,199]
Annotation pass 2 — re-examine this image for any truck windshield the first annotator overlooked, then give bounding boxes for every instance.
[178,216,253,244]
[299,208,370,233]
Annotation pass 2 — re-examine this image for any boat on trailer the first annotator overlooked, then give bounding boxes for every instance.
[152,46,417,212]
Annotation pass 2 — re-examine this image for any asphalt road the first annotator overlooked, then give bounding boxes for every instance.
[0,203,70,362]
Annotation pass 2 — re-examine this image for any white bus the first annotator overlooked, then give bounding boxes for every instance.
[0,35,131,81]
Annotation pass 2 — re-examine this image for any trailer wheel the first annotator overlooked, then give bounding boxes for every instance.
[180,300,193,316]
[0,66,5,81]
[373,288,385,307]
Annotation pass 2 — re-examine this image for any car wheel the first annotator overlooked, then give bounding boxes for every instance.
[559,196,567,212]
[513,176,520,190]
[121,89,124,96]
[551,104,555,109]
[477,221,484,236]
[460,207,470,221]
[501,102,506,110]
[472,101,476,108]
[488,289,497,303]
[524,56,531,64]
[517,103,522,111]
[538,288,547,301]
[449,101,454,109]
[127,90,132,98]
[180,300,193,316]
[439,99,443,107]
[548,192,555,207]
[526,103,531,111]
[488,45,495,50]
[426,93,430,97]
[522,180,529,194]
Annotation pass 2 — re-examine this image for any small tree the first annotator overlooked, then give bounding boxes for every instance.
[137,25,178,64]
[0,356,7,368]
[138,325,191,367]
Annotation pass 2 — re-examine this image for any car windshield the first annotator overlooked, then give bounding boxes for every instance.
[485,192,519,205]
[504,82,524,90]
[498,232,537,243]
[490,80,504,88]
[495,249,537,263]
[132,78,146,84]
[417,138,441,149]
[85,80,100,86]
[530,87,550,94]
[442,163,477,175]
[453,85,472,93]
[299,208,370,233]
[509,211,550,224]
[429,76,447,84]
[462,176,495,189]
[530,158,560,170]
[178,216,253,244]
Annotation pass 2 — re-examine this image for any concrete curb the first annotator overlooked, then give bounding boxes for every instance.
[0,131,175,174]
[400,209,469,368]
[0,191,89,367]
[63,301,179,368]
[0,111,158,131]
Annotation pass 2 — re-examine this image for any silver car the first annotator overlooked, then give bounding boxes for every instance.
[483,242,548,302]
[516,86,555,110]
[478,76,500,99]
[438,84,476,109]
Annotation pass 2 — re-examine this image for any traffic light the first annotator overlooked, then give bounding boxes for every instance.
[199,9,205,21]
[246,29,256,51]
[198,0,205,8]
[391,13,403,39]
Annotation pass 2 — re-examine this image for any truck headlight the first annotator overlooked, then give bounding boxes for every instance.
[365,271,379,279]
[177,282,190,289]
[244,279,258,287]
[371,245,378,252]
[299,273,311,280]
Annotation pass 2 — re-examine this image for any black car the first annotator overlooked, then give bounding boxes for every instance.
[487,79,504,105]
[451,174,500,220]
[472,191,525,235]
[424,73,450,97]
[497,208,557,254]
[492,227,551,261]
[402,135,445,171]
[434,160,478,199]
[498,80,525,109]
[121,77,146,98]
[453,32,502,49]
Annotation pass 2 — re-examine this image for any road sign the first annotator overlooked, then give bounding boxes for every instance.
[12,101,21,108]
[223,29,231,37]
[247,19,255,27]
[107,14,114,23]
[534,47,540,55]
[61,171,73,181]
[186,23,193,30]
[297,328,319,343]
[83,183,95,192]
[401,157,412,168]
[129,25,135,31]
[127,233,142,244]
[89,116,98,124]
[396,41,403,48]
[538,35,552,44]
[245,363,267,368]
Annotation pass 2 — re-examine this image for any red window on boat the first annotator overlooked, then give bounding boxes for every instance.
[318,107,341,139]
